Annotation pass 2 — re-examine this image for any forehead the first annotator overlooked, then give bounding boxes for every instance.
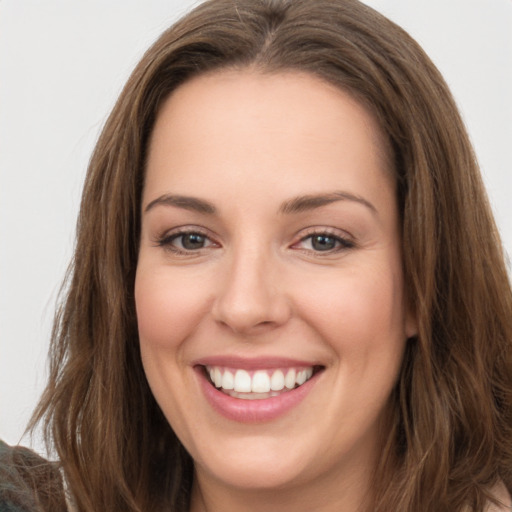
[143,70,394,212]
[149,70,390,160]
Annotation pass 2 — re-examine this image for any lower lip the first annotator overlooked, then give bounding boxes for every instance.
[197,368,320,423]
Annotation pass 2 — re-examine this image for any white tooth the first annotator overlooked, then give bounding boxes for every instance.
[252,371,270,393]
[270,369,285,391]
[305,367,313,380]
[296,370,307,385]
[234,369,252,392]
[214,367,222,387]
[222,370,234,390]
[284,369,296,389]
[209,367,215,383]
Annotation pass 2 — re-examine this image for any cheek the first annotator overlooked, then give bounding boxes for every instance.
[134,266,213,349]
[134,267,206,436]
[295,262,407,356]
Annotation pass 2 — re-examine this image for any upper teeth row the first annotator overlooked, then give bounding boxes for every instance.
[206,366,314,393]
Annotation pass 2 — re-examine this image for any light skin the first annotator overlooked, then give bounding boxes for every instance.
[135,70,417,512]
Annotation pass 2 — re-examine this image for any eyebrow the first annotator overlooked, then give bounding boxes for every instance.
[143,190,377,216]
[144,194,217,214]
[279,191,377,216]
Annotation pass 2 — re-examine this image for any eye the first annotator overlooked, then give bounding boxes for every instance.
[156,230,217,254]
[294,231,354,253]
[175,232,209,250]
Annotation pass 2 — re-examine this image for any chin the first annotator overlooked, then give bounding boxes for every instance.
[198,463,304,492]
[192,437,313,491]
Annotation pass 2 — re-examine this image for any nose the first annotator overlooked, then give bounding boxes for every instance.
[211,247,292,335]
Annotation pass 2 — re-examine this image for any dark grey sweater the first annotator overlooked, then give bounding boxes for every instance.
[0,440,67,512]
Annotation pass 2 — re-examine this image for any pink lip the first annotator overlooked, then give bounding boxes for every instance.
[194,362,322,423]
[194,355,321,370]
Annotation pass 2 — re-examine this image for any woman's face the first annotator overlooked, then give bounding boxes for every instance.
[136,70,416,498]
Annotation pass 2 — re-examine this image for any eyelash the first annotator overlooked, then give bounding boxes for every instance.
[154,228,355,256]
[154,228,216,255]
[293,228,355,254]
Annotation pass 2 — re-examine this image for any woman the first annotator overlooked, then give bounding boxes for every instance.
[5,0,511,510]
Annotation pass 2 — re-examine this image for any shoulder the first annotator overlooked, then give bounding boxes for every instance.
[0,440,68,512]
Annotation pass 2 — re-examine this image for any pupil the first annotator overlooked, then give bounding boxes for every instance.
[312,235,335,251]
[182,233,205,249]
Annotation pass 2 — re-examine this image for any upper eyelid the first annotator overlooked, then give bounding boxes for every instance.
[294,225,354,241]
[157,225,214,240]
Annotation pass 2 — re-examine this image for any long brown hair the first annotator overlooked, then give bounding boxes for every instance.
[31,0,512,510]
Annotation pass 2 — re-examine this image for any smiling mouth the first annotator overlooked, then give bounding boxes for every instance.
[203,365,322,400]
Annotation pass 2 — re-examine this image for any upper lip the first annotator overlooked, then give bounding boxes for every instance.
[193,355,323,370]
